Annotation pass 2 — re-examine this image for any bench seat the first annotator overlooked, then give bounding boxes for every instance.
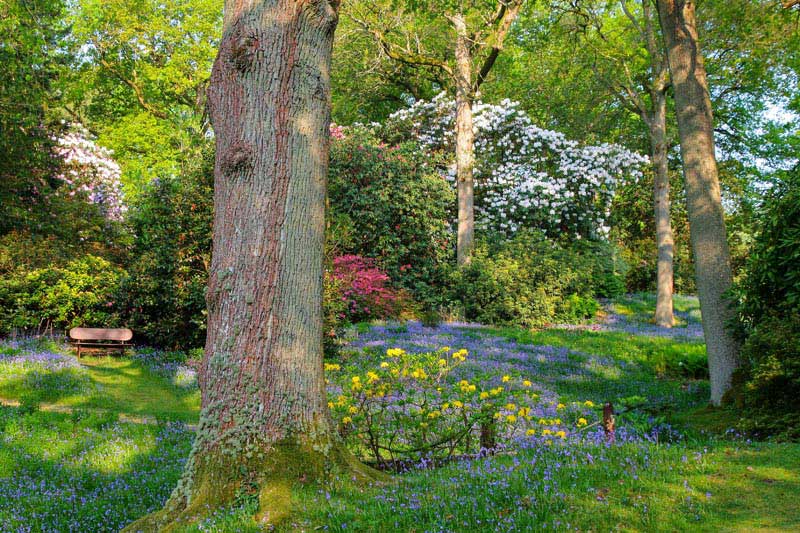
[69,328,133,357]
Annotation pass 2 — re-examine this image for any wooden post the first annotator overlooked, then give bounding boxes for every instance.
[480,417,496,451]
[603,402,615,442]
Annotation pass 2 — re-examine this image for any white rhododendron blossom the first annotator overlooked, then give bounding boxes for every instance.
[381,94,648,238]
[55,128,126,221]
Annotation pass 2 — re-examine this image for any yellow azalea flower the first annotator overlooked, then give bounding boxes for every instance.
[411,368,428,380]
[506,414,517,423]
[522,380,532,387]
[348,406,358,414]
[584,400,595,408]
[544,439,553,446]
[420,422,429,428]
[336,395,347,406]
[366,371,380,383]
[505,403,517,411]
[342,416,352,424]
[557,403,565,409]
[468,384,476,392]
[380,362,390,368]
[391,368,400,376]
[479,391,490,400]
[351,383,362,392]
[442,402,450,410]
[452,400,463,409]
[494,412,503,419]
[555,418,561,425]
[327,401,334,409]
[351,376,361,383]
[386,348,405,358]
[490,387,504,396]
[538,418,547,425]
[556,430,567,439]
[518,407,530,417]
[438,359,448,367]
[502,375,511,383]
[542,429,553,436]
[526,428,536,436]
[440,346,451,352]
[428,410,440,419]
[324,363,340,371]
[577,417,587,427]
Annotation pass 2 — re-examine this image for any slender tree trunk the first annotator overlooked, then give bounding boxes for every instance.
[650,92,675,327]
[123,2,381,530]
[453,13,475,266]
[657,0,739,405]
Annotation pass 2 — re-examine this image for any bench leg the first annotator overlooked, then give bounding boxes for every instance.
[77,345,81,358]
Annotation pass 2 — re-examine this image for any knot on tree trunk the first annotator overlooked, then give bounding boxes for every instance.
[221,141,254,177]
[229,25,261,73]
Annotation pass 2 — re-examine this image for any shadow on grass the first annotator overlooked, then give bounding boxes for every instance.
[0,405,193,532]
[67,357,200,422]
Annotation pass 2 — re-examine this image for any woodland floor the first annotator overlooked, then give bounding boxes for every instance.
[0,294,798,532]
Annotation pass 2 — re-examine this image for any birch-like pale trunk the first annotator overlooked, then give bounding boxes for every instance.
[657,0,739,405]
[122,1,380,530]
[453,13,475,267]
[650,91,675,327]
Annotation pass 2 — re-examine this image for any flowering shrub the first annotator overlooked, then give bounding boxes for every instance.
[380,94,648,239]
[328,128,454,306]
[54,128,126,221]
[331,255,403,322]
[326,346,598,465]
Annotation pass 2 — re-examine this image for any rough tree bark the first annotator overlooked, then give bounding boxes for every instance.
[453,13,475,266]
[122,1,382,530]
[657,0,739,405]
[650,91,675,327]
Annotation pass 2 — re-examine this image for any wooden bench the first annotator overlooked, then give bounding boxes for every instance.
[69,327,133,357]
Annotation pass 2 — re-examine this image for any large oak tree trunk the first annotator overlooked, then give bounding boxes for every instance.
[657,0,739,405]
[650,92,675,327]
[453,13,475,266]
[123,1,380,530]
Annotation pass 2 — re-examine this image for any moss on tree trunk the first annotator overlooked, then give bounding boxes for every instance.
[123,1,387,530]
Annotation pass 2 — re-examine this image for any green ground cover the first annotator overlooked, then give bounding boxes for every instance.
[0,297,797,532]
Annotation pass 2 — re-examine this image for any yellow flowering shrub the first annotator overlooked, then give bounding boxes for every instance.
[325,346,600,463]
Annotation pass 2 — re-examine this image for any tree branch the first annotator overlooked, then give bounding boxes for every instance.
[349,15,453,76]
[473,0,524,92]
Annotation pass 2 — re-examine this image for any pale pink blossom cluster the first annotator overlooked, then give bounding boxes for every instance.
[54,128,126,221]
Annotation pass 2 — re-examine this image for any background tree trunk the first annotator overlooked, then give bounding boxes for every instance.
[123,1,380,530]
[657,0,739,405]
[453,13,475,266]
[650,92,675,327]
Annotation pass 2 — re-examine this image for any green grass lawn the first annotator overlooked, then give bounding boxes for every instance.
[0,352,200,423]
[0,303,798,532]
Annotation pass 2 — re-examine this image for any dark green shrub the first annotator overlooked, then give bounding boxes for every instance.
[729,168,800,439]
[451,231,624,327]
[0,255,123,335]
[328,128,455,308]
[116,151,214,350]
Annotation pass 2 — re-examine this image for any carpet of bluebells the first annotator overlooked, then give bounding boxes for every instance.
[1,312,798,532]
